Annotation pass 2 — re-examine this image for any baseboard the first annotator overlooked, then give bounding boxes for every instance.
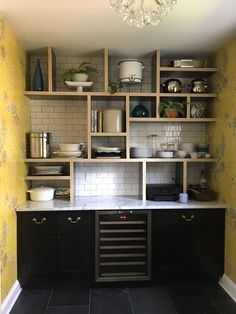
[219,274,236,302]
[0,281,22,314]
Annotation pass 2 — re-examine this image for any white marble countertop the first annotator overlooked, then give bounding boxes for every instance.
[16,196,226,212]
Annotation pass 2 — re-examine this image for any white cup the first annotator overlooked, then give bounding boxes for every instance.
[179,193,188,203]
[180,143,194,153]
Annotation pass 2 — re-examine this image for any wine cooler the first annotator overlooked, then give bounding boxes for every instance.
[95,210,151,282]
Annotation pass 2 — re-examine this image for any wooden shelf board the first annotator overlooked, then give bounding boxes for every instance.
[24,158,216,164]
[160,67,218,72]
[24,158,76,162]
[25,176,71,180]
[25,91,217,98]
[75,158,129,163]
[90,132,127,137]
[130,158,216,163]
[129,118,216,122]
[160,93,217,98]
[185,158,216,163]
[24,91,157,98]
[111,92,156,97]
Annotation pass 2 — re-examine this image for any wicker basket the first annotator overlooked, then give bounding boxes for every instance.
[188,188,218,201]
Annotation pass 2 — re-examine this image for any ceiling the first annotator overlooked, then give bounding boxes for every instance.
[1,0,236,57]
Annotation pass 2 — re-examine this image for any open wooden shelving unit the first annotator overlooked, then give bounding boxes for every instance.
[24,47,218,200]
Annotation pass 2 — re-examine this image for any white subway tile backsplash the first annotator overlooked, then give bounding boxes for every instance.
[31,98,207,196]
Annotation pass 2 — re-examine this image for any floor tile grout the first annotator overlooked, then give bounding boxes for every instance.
[127,288,135,314]
[44,289,53,314]
[10,284,236,314]
[88,288,91,314]
[163,285,179,313]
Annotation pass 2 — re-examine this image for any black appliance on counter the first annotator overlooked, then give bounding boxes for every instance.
[146,184,183,201]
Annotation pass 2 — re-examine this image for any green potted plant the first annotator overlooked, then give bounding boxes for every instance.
[62,62,98,82]
[159,101,185,118]
[108,80,123,94]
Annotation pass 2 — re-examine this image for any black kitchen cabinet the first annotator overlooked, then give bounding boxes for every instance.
[152,209,225,283]
[17,211,92,288]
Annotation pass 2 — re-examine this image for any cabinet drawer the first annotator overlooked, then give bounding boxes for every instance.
[18,212,57,229]
[152,209,225,227]
[57,211,91,227]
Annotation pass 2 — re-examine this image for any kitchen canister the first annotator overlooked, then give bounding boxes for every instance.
[28,132,50,158]
[179,193,188,203]
[103,109,123,133]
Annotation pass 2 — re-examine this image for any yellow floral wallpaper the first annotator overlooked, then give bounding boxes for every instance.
[208,38,236,283]
[0,12,236,305]
[0,15,30,302]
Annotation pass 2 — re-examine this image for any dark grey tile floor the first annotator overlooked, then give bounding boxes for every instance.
[10,284,236,314]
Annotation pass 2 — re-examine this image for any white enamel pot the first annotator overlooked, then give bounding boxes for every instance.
[117,59,144,84]
[27,187,55,201]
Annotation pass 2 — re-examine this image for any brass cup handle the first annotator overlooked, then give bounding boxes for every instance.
[67,217,81,224]
[182,214,195,222]
[33,217,46,224]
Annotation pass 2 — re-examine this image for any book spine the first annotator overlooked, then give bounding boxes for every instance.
[97,111,103,133]
[91,110,94,132]
[91,109,98,132]
[94,109,98,132]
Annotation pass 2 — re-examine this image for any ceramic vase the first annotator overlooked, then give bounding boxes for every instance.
[33,58,44,91]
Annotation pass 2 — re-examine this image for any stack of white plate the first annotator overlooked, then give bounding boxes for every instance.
[53,143,82,158]
[32,165,64,175]
[130,147,152,158]
[96,147,121,153]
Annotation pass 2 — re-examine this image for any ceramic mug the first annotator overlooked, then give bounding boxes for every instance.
[179,193,188,203]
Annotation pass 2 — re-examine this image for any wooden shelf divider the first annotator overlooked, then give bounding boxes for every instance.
[24,47,219,201]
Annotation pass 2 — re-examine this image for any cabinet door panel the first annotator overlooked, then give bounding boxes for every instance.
[188,226,224,281]
[152,225,187,281]
[18,226,56,287]
[151,209,225,283]
[57,212,92,282]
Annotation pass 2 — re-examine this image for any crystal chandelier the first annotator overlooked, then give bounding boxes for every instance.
[110,0,177,28]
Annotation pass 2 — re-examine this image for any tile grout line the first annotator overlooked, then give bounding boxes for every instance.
[128,288,135,314]
[44,289,53,314]
[164,286,179,314]
[211,301,223,314]
[88,288,92,314]
[201,285,224,313]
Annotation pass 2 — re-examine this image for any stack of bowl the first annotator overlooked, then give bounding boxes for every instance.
[196,143,209,158]
[53,143,82,158]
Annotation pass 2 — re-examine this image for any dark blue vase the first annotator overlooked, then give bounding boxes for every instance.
[33,58,44,91]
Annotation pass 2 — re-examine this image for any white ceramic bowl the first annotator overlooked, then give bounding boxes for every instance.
[177,150,187,158]
[27,187,55,201]
[59,143,80,152]
[158,151,174,158]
